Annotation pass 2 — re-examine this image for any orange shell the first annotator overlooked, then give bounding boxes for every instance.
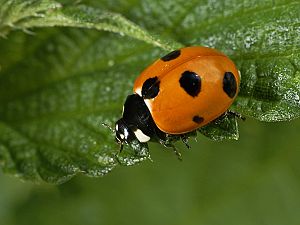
[133,46,240,134]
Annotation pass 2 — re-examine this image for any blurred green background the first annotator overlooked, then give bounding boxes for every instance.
[1,118,300,225]
[1,1,299,224]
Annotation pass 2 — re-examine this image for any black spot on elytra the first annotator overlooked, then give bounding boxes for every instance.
[179,71,201,97]
[161,49,181,61]
[223,72,237,98]
[142,77,160,99]
[193,116,204,124]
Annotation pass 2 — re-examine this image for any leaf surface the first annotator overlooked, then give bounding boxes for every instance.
[0,0,299,183]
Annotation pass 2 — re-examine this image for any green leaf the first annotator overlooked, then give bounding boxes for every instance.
[0,0,61,37]
[109,0,300,122]
[0,27,159,183]
[199,113,240,141]
[163,0,299,122]
[0,0,299,183]
[0,0,182,50]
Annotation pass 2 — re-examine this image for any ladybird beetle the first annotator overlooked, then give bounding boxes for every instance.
[115,46,240,150]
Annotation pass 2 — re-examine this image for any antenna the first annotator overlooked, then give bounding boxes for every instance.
[102,122,115,133]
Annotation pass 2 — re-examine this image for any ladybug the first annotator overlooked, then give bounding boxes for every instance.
[115,46,240,151]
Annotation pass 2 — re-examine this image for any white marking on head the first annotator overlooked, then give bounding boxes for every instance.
[124,128,129,139]
[115,124,119,131]
[135,88,142,96]
[120,134,125,139]
[134,129,150,142]
[144,99,153,113]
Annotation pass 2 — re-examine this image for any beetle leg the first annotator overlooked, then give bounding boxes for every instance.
[227,110,246,121]
[180,135,191,149]
[160,140,182,161]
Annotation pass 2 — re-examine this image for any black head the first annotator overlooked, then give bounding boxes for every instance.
[114,94,166,147]
[115,118,136,144]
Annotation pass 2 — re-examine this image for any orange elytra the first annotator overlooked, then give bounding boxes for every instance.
[115,46,240,149]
